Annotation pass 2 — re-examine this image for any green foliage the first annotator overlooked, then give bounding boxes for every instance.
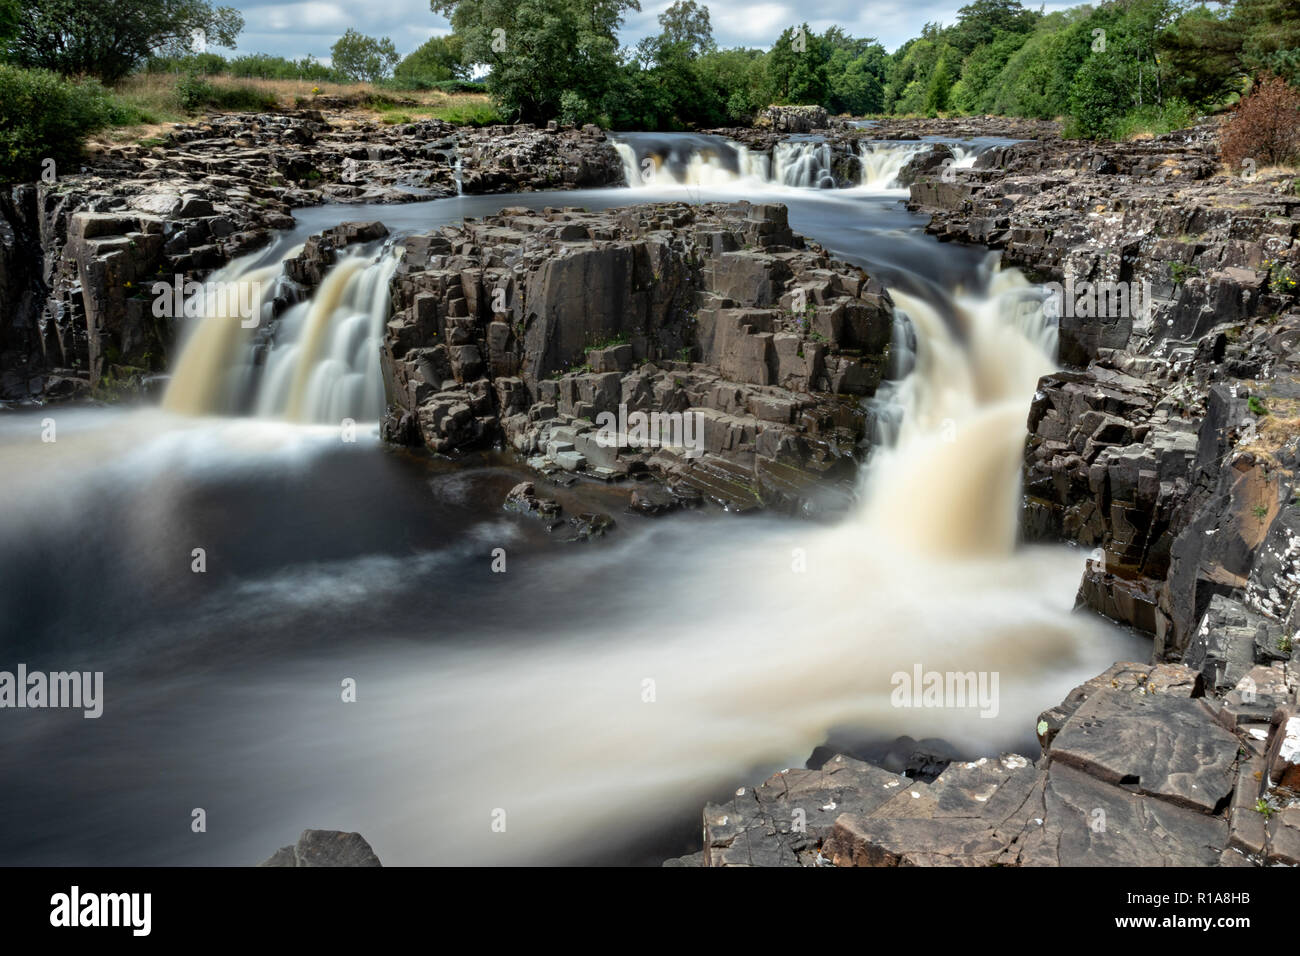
[925,52,955,114]
[0,66,125,183]
[433,0,638,126]
[950,0,1040,55]
[9,0,244,82]
[331,29,401,83]
[393,33,468,86]
[1249,395,1268,415]
[425,0,1295,135]
[175,71,277,112]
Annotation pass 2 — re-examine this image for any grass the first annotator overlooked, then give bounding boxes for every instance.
[89,73,498,146]
[1110,101,1197,141]
[1240,391,1300,467]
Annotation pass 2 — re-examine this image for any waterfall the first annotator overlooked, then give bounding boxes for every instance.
[613,133,953,192]
[858,142,929,189]
[772,141,836,188]
[254,264,1128,866]
[162,248,399,424]
[615,133,768,187]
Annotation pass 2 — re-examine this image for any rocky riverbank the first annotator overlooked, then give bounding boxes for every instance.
[0,112,623,403]
[665,117,1300,867]
[379,200,891,515]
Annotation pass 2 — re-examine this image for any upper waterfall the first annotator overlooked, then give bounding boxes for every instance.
[162,246,400,425]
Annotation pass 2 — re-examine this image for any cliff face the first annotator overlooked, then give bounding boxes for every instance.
[906,123,1300,662]
[380,201,893,513]
[0,112,625,403]
[668,120,1299,869]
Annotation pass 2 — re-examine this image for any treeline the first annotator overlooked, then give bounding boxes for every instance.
[435,0,1298,138]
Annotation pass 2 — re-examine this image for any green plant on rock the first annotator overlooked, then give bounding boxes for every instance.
[1255,798,1274,818]
[1252,504,1269,522]
[1268,263,1297,296]
[1248,395,1268,415]
[1169,261,1199,284]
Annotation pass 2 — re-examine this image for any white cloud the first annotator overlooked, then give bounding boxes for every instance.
[222,0,1079,59]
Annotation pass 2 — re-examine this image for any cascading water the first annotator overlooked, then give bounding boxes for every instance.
[0,139,1143,867]
[613,132,769,187]
[773,140,837,188]
[161,247,400,424]
[225,263,1124,866]
[613,131,939,191]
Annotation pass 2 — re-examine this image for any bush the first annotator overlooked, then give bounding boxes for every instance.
[0,65,123,183]
[432,102,505,126]
[176,73,278,113]
[1220,73,1300,171]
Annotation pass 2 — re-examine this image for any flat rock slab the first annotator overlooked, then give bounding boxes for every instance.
[1036,661,1200,752]
[1049,689,1238,813]
[703,754,909,866]
[1014,763,1227,866]
[821,753,1042,866]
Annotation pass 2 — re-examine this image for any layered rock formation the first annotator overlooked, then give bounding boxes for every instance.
[0,112,624,402]
[380,201,893,513]
[907,123,1300,661]
[668,118,1299,868]
[669,661,1299,867]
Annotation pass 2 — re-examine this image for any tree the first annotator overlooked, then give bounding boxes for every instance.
[950,0,1040,55]
[1164,0,1300,92]
[394,33,468,84]
[656,0,712,58]
[925,52,955,114]
[0,0,20,51]
[432,0,639,125]
[832,51,883,114]
[9,0,243,82]
[767,24,830,104]
[331,29,400,83]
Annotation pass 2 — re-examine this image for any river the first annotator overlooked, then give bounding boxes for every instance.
[0,133,1146,866]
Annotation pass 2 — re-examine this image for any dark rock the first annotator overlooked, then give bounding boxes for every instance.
[258,829,382,867]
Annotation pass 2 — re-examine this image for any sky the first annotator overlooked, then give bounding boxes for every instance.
[224,0,1077,62]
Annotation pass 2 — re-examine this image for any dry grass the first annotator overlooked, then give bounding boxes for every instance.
[1240,388,1300,470]
[91,74,497,146]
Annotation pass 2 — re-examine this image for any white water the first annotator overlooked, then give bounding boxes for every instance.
[253,260,1126,866]
[162,249,399,424]
[6,142,1142,866]
[614,133,941,192]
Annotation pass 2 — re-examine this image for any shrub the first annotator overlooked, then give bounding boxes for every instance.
[0,65,122,183]
[1220,73,1300,172]
[176,73,277,113]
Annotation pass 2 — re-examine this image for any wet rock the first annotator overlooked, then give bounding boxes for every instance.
[258,829,382,867]
[503,481,561,519]
[1047,689,1238,813]
[383,201,884,514]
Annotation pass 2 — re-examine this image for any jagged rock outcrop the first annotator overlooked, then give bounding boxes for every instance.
[258,829,382,867]
[668,658,1299,867]
[903,121,1300,656]
[758,105,830,133]
[457,123,624,193]
[380,201,893,513]
[0,111,626,402]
